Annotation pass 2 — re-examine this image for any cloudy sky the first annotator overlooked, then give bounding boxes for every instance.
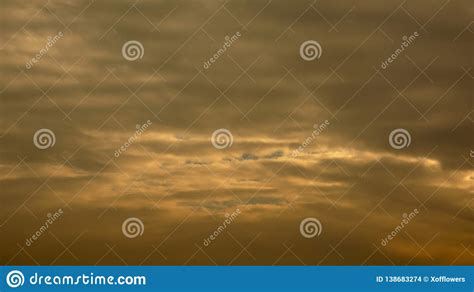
[0,0,472,265]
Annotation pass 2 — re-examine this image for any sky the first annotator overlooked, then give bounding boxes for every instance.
[0,0,472,265]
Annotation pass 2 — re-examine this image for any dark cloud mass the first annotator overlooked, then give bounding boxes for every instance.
[0,0,472,265]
